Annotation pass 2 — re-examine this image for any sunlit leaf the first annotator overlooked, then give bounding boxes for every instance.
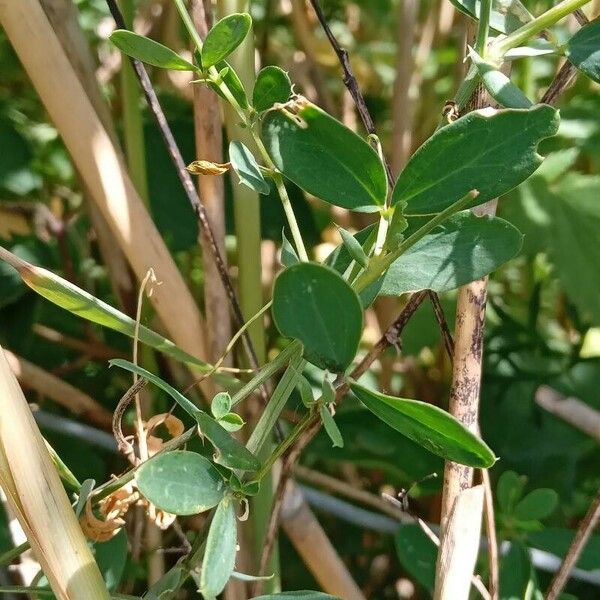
[110,30,196,70]
[379,212,523,296]
[392,106,559,215]
[211,392,232,420]
[272,263,363,372]
[202,13,252,68]
[110,360,260,471]
[263,99,387,212]
[470,48,532,108]
[253,66,292,112]
[7,256,213,371]
[350,382,497,467]
[229,141,270,194]
[319,405,344,448]
[136,451,225,515]
[206,60,249,108]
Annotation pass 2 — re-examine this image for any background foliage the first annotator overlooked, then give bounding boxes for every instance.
[0,0,599,598]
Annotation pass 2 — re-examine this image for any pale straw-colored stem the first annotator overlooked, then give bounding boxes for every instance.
[4,349,112,429]
[0,346,110,600]
[0,0,208,361]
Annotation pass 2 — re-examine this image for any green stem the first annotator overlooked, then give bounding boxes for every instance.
[118,0,149,203]
[493,0,592,56]
[246,351,306,456]
[374,213,390,256]
[175,0,308,262]
[353,190,479,293]
[254,412,316,481]
[0,542,29,567]
[475,0,492,57]
[230,340,303,406]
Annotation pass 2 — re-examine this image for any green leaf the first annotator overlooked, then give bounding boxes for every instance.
[319,404,344,448]
[229,141,270,195]
[395,524,436,594]
[202,13,252,68]
[470,48,532,108]
[246,348,305,455]
[392,106,559,215]
[565,20,600,84]
[253,66,292,112]
[449,0,532,34]
[272,263,363,372]
[206,60,249,108]
[74,479,96,518]
[379,212,523,296]
[544,174,600,324]
[350,382,497,467]
[337,226,369,268]
[145,566,186,600]
[500,541,540,600]
[252,593,341,600]
[280,229,300,267]
[219,413,245,432]
[94,530,128,591]
[514,489,558,521]
[199,497,237,599]
[0,119,39,195]
[110,360,260,471]
[10,257,214,372]
[136,451,225,515]
[110,30,197,70]
[297,376,316,408]
[321,377,335,405]
[211,392,232,420]
[497,470,526,514]
[263,99,387,212]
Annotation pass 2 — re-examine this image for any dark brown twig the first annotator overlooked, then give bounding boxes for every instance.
[541,61,578,105]
[308,0,394,187]
[427,289,455,359]
[545,489,600,600]
[104,0,263,384]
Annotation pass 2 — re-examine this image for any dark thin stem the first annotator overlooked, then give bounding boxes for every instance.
[545,489,600,600]
[308,0,394,188]
[104,0,263,385]
[112,378,148,459]
[541,60,578,105]
[427,290,454,359]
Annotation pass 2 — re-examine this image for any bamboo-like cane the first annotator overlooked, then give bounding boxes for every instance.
[0,345,110,600]
[281,482,367,600]
[40,0,137,313]
[0,0,207,361]
[191,0,232,365]
[434,485,486,600]
[4,349,113,429]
